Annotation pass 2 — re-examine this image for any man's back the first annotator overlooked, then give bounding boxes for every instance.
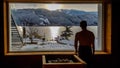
[76,30,94,46]
[74,20,95,53]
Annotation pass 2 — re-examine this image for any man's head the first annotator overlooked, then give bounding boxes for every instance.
[80,20,87,29]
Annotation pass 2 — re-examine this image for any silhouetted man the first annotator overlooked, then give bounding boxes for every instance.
[74,20,95,68]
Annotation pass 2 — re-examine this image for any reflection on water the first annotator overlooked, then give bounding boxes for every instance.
[50,27,60,40]
[10,26,101,51]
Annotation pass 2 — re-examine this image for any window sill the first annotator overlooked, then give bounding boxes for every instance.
[95,51,111,55]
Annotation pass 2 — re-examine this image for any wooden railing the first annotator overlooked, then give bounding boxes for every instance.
[11,14,24,45]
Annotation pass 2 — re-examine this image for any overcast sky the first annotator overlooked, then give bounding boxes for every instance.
[10,3,98,12]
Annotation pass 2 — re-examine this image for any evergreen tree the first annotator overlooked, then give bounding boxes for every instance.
[61,26,73,40]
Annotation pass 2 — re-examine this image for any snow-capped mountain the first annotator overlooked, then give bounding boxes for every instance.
[11,8,98,26]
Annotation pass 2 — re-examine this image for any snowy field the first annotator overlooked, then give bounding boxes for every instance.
[10,38,100,51]
[10,40,75,51]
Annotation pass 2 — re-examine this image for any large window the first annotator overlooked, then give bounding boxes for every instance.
[4,0,111,55]
[9,3,102,51]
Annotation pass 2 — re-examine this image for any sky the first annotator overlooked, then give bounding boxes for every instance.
[10,3,98,12]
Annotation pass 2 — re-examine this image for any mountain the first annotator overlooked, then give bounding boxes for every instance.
[11,8,98,26]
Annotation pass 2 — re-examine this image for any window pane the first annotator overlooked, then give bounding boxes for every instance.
[9,3,102,52]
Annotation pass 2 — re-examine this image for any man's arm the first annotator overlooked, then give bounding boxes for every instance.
[92,41,95,55]
[74,33,78,54]
[91,32,95,55]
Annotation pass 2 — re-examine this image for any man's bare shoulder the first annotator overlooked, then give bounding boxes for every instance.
[87,30,95,37]
[87,30,94,34]
[76,31,82,34]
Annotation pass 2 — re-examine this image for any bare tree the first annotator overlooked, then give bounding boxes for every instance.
[27,27,40,44]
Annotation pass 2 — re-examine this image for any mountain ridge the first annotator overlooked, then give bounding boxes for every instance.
[11,8,98,26]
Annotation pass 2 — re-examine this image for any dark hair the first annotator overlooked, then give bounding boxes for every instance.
[80,20,87,28]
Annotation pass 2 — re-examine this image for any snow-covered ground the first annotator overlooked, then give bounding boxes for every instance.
[11,39,75,51]
[10,38,100,52]
[21,43,74,51]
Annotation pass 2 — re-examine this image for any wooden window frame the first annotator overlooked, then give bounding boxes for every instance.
[3,0,111,55]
